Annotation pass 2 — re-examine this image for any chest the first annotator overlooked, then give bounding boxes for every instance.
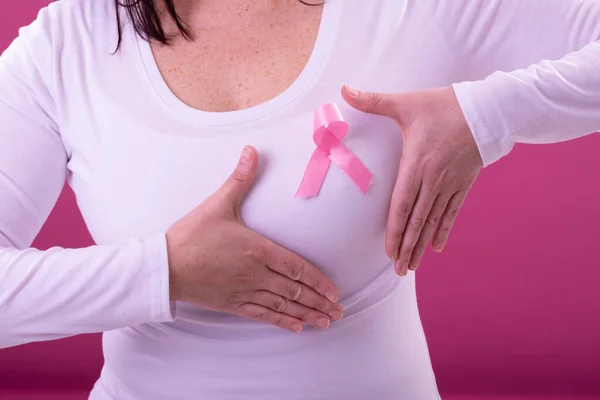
[65,0,461,246]
[75,105,401,297]
[150,6,322,112]
[59,0,464,296]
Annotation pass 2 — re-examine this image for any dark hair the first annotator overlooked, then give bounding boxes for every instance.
[114,0,323,51]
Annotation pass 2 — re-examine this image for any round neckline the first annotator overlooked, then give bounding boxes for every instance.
[134,1,342,127]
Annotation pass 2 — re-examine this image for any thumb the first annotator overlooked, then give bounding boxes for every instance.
[218,146,259,210]
[341,85,401,118]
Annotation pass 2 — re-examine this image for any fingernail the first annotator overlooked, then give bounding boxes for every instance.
[396,268,406,277]
[292,324,303,333]
[326,292,339,303]
[329,311,343,321]
[398,264,408,276]
[434,242,445,252]
[238,146,252,170]
[393,246,401,260]
[345,85,359,97]
[409,264,418,271]
[394,260,402,275]
[316,318,330,329]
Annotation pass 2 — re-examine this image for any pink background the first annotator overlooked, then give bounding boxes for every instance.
[1,1,599,399]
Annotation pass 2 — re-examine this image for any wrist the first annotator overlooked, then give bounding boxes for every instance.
[446,85,484,167]
[165,230,182,303]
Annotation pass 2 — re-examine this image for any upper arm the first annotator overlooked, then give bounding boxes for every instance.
[0,6,68,249]
[417,0,600,80]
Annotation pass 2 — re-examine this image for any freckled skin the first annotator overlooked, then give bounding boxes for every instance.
[151,0,322,112]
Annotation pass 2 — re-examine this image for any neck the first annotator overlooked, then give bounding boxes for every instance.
[161,0,289,30]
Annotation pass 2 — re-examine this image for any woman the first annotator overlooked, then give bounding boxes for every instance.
[0,0,598,398]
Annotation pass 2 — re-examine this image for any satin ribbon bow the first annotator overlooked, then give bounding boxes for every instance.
[295,104,372,198]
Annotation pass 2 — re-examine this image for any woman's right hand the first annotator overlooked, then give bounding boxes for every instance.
[166,146,343,333]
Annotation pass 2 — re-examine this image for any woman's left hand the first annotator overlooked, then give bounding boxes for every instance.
[342,85,483,276]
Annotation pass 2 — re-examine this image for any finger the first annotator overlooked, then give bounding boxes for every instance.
[432,190,469,252]
[234,303,304,333]
[263,269,343,318]
[341,85,401,118]
[385,160,421,260]
[394,185,437,276]
[252,291,339,330]
[217,146,259,211]
[408,194,450,271]
[266,243,341,304]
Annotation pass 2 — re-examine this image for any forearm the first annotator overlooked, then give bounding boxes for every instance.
[453,40,600,166]
[417,0,600,166]
[0,233,174,348]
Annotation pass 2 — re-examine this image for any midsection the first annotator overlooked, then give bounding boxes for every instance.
[97,276,437,400]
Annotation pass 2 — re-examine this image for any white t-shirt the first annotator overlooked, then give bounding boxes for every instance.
[0,0,598,399]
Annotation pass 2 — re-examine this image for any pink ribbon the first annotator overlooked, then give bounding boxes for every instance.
[295,104,372,198]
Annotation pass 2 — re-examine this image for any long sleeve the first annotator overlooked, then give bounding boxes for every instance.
[417,0,600,166]
[0,7,174,349]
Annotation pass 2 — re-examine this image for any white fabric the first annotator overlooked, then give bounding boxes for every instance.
[0,0,598,398]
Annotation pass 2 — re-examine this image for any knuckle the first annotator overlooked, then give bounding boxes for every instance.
[247,243,269,263]
[229,290,245,304]
[427,213,442,225]
[253,309,269,322]
[287,282,303,302]
[367,92,382,107]
[409,216,426,230]
[252,274,266,288]
[288,262,306,281]
[236,268,264,288]
[395,202,412,218]
[272,297,287,313]
[437,225,451,234]
[447,207,460,220]
[230,168,249,183]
